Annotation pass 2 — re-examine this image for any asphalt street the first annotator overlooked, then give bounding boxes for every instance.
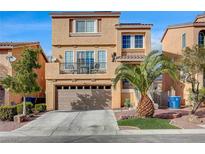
[0,134,205,143]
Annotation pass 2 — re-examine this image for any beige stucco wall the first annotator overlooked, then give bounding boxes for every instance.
[0,50,12,76]
[47,13,152,110]
[121,89,138,107]
[162,27,195,55]
[195,16,205,23]
[52,17,119,46]
[162,24,205,106]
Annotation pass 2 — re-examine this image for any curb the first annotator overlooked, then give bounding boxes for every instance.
[117,129,205,135]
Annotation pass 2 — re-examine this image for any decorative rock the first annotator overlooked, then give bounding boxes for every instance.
[14,114,26,123]
[155,112,182,119]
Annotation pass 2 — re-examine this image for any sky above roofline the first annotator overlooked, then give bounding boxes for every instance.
[0,11,203,56]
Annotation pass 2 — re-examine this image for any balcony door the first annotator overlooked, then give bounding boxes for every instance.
[77,51,94,74]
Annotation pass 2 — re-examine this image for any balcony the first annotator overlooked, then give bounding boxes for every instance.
[59,62,107,74]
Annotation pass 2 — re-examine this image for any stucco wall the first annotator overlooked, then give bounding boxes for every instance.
[162,25,205,106]
[47,13,152,110]
[195,16,205,23]
[0,50,12,76]
[0,44,47,105]
[162,27,195,55]
[52,17,119,46]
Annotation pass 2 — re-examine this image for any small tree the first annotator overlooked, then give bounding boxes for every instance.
[0,48,41,115]
[179,45,205,114]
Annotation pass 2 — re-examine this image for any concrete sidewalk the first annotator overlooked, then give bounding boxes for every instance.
[2,128,205,137]
[118,129,205,135]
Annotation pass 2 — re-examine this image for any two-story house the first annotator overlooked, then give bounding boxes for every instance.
[161,13,205,107]
[46,12,152,111]
[0,42,47,106]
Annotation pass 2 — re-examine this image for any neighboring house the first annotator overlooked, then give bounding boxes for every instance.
[46,11,152,111]
[0,42,47,105]
[161,13,205,107]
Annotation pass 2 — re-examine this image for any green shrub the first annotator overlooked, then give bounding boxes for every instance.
[35,104,46,112]
[0,106,17,121]
[16,102,33,115]
[124,98,132,108]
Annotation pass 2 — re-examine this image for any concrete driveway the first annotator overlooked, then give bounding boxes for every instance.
[13,110,119,136]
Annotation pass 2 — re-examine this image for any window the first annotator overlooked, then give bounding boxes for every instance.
[65,51,73,69]
[77,51,94,69]
[122,35,131,48]
[135,35,144,48]
[98,50,106,69]
[75,20,96,33]
[182,33,186,48]
[122,79,133,89]
[199,31,205,47]
[122,35,144,49]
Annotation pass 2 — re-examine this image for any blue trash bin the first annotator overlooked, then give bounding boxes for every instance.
[25,97,36,105]
[168,96,181,109]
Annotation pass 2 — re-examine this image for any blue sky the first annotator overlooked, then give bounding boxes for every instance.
[0,11,203,56]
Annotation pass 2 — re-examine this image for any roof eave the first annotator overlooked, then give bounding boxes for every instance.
[50,12,121,18]
[115,24,153,29]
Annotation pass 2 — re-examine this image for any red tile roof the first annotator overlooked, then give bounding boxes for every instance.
[116,55,145,62]
[0,42,48,62]
[115,23,152,29]
[161,13,205,42]
[0,42,40,47]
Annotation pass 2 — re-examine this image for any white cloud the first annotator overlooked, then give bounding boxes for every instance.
[151,30,164,51]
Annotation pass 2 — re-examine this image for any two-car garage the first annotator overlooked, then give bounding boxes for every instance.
[56,85,112,111]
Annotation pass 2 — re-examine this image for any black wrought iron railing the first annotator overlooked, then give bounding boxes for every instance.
[60,62,107,74]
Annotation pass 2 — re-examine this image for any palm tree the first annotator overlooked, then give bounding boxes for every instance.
[113,51,178,117]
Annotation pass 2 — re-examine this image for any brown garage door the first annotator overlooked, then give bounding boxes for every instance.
[56,85,111,111]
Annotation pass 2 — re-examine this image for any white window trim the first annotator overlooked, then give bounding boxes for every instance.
[65,51,74,63]
[122,34,145,49]
[73,20,76,33]
[74,19,97,33]
[98,50,107,70]
[64,51,74,70]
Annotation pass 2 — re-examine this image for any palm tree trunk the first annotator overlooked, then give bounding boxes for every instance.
[137,94,155,117]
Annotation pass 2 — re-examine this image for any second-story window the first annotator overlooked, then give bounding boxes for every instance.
[122,35,131,48]
[182,33,186,48]
[122,35,144,49]
[75,20,97,33]
[135,35,144,48]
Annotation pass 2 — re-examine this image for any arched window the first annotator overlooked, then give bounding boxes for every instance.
[198,31,205,47]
